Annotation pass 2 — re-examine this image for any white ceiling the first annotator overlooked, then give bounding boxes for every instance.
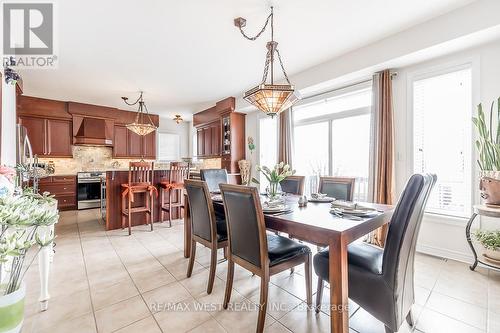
[18,0,476,118]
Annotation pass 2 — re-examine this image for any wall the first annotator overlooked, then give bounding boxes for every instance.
[0,82,17,166]
[158,117,191,158]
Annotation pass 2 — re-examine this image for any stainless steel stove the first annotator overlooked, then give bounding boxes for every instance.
[77,171,106,210]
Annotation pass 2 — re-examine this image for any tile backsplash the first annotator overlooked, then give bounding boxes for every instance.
[38,146,161,175]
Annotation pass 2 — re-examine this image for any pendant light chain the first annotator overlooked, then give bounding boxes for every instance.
[236,12,273,41]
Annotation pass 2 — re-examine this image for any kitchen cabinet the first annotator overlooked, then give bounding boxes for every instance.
[197,128,204,156]
[37,175,77,210]
[196,120,221,157]
[18,116,72,157]
[113,125,157,159]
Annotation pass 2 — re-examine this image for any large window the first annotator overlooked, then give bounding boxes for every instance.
[157,132,181,161]
[412,65,472,217]
[293,84,372,200]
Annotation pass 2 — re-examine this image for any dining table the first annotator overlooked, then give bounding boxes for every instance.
[183,194,394,333]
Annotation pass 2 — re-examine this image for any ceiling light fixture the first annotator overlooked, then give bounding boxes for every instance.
[234,6,300,117]
[121,91,157,136]
[173,115,183,124]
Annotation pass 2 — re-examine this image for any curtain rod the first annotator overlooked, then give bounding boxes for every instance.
[301,78,372,102]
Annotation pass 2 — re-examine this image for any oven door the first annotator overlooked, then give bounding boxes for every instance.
[78,179,102,209]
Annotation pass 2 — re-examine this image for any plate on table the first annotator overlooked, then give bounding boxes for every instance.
[211,190,221,194]
[262,204,291,214]
[308,196,335,203]
[333,206,378,217]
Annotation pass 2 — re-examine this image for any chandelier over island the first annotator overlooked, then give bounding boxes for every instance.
[234,6,300,117]
[121,91,157,136]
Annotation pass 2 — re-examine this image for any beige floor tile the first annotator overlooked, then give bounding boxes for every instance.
[349,306,412,333]
[248,284,304,320]
[179,269,225,297]
[414,285,431,306]
[426,291,487,330]
[91,278,139,310]
[488,310,500,333]
[416,308,485,333]
[265,321,293,333]
[271,273,311,302]
[34,312,96,333]
[166,258,205,280]
[188,318,226,332]
[94,295,150,333]
[26,289,93,331]
[278,303,330,333]
[142,281,192,313]
[154,299,212,332]
[114,316,162,333]
[131,267,176,292]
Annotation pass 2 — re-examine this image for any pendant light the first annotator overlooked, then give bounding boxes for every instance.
[121,91,157,136]
[234,6,300,117]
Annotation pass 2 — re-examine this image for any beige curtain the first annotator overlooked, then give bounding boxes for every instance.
[278,108,294,166]
[367,70,395,247]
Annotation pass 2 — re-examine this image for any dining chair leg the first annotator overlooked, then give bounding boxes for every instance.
[150,193,154,232]
[257,276,269,333]
[305,252,312,307]
[315,278,324,313]
[223,247,227,259]
[406,309,414,327]
[223,259,234,309]
[186,240,197,278]
[207,245,218,294]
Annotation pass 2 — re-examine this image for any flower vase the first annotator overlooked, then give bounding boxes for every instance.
[266,181,282,201]
[0,283,25,333]
[238,160,252,186]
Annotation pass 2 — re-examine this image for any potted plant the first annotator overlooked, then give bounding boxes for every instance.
[252,162,295,201]
[473,98,500,205]
[474,229,500,262]
[0,188,58,333]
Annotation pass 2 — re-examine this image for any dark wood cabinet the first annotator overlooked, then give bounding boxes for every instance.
[113,125,128,157]
[211,121,221,155]
[18,116,72,157]
[196,120,221,157]
[203,126,212,156]
[37,175,77,210]
[197,128,204,156]
[46,119,72,156]
[113,125,156,159]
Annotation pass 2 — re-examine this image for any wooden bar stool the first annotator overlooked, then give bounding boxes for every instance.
[121,161,157,235]
[160,162,190,227]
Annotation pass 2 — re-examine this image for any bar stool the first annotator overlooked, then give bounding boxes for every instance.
[121,161,157,235]
[160,162,190,227]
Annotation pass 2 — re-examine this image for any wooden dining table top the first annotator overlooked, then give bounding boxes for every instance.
[210,194,394,246]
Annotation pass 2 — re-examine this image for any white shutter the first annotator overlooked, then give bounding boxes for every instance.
[412,66,472,217]
[157,132,180,161]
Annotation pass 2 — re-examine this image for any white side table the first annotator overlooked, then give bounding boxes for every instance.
[466,204,500,271]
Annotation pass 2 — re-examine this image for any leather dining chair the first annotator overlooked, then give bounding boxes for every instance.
[280,175,305,195]
[200,168,228,193]
[219,184,312,333]
[313,173,437,333]
[184,179,228,294]
[318,176,355,200]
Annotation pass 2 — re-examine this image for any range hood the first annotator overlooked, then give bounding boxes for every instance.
[73,115,114,146]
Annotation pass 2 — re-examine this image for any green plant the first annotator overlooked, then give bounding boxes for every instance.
[0,188,58,295]
[252,162,295,185]
[474,229,500,251]
[472,98,500,170]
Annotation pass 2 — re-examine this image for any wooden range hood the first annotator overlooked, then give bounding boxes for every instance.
[72,114,114,146]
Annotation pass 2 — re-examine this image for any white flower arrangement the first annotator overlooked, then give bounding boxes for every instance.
[0,188,59,295]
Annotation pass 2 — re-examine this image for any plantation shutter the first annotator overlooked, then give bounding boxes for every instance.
[412,66,472,217]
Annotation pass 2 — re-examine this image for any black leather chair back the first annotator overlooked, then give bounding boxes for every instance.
[220,184,267,268]
[382,174,436,319]
[280,176,305,195]
[185,179,215,242]
[318,177,355,201]
[200,169,228,193]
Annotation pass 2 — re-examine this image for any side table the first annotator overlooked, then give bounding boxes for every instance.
[466,204,500,271]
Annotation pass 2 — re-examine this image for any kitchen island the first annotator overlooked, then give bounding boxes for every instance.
[105,169,182,230]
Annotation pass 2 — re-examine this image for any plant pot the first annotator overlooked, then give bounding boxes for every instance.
[484,248,500,261]
[0,283,25,333]
[480,171,500,205]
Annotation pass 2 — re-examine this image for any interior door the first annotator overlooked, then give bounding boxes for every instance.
[46,119,72,157]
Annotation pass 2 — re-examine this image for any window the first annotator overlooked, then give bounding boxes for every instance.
[157,132,180,161]
[412,65,472,217]
[258,116,278,188]
[293,84,372,199]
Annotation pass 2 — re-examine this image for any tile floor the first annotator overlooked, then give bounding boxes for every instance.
[20,209,500,333]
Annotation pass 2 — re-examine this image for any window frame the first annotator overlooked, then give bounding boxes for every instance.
[406,60,478,219]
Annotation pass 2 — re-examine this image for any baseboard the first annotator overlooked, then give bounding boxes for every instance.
[416,243,473,264]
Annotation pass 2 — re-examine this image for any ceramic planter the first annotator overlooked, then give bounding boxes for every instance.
[480,171,500,205]
[0,284,25,333]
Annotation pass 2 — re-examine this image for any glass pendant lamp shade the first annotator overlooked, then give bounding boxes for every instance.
[126,122,156,136]
[244,84,300,117]
[122,92,157,136]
